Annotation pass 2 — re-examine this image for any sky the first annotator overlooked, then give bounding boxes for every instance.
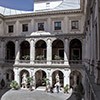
[0,0,34,11]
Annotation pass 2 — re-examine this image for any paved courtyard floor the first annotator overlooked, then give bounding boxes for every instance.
[0,87,78,100]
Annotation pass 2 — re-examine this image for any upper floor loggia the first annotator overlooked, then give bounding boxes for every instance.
[4,37,83,66]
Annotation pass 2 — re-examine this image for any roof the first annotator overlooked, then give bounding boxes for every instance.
[0,0,80,16]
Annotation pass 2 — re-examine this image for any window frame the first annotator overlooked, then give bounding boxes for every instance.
[38,22,44,31]
[71,20,79,30]
[54,21,61,30]
[8,25,14,33]
[22,24,28,32]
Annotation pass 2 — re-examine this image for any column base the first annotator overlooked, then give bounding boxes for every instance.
[64,61,69,65]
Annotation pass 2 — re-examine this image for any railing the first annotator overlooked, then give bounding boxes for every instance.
[69,60,82,64]
[5,60,15,63]
[18,60,30,63]
[51,60,64,64]
[4,59,82,65]
[34,60,47,64]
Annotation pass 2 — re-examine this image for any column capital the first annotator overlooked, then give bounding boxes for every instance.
[15,39,19,41]
[64,38,69,40]
[30,39,35,42]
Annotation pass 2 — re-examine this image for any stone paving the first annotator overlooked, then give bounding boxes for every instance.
[0,87,77,100]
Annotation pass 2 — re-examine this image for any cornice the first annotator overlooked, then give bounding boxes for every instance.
[0,33,85,39]
[0,13,4,19]
[4,9,82,19]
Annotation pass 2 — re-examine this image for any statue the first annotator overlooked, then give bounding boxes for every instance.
[55,73,60,93]
[22,73,27,89]
[56,73,60,82]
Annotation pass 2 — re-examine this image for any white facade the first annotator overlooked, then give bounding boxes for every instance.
[84,0,100,100]
[0,0,86,98]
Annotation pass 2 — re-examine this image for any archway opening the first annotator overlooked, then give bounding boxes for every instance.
[35,40,46,60]
[6,69,14,82]
[52,70,64,87]
[20,70,29,87]
[52,39,64,60]
[6,41,15,60]
[70,70,82,88]
[35,70,46,88]
[6,69,14,87]
[20,41,30,60]
[69,39,82,60]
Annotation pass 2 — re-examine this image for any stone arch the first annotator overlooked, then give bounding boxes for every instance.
[70,70,82,88]
[35,70,47,88]
[6,69,14,82]
[52,39,64,60]
[52,70,64,87]
[35,40,47,60]
[20,69,29,86]
[20,41,30,60]
[69,39,82,60]
[6,41,15,60]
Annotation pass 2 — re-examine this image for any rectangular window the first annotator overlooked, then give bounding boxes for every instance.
[8,25,14,33]
[54,21,61,30]
[22,24,28,32]
[71,20,79,30]
[38,23,44,31]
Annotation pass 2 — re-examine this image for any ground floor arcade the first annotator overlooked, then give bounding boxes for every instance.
[12,67,83,89]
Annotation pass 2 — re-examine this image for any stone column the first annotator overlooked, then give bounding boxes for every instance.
[82,39,85,61]
[47,39,52,64]
[15,40,20,64]
[64,38,69,64]
[0,40,5,63]
[64,68,70,87]
[94,0,100,85]
[47,69,52,86]
[30,39,35,64]
[14,67,20,85]
[30,68,35,88]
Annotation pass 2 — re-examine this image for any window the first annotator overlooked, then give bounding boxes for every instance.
[54,21,61,30]
[22,24,28,32]
[71,20,79,30]
[8,25,14,33]
[46,2,50,8]
[38,23,44,31]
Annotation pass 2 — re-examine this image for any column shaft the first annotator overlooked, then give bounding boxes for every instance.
[30,39,35,64]
[15,40,20,64]
[14,68,20,85]
[64,39,69,64]
[47,39,52,64]
[64,69,70,87]
[0,40,5,63]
